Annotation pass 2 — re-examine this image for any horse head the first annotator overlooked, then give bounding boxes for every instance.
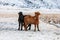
[18,12,23,15]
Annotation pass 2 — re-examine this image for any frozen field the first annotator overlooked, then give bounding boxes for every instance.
[0,8,60,40]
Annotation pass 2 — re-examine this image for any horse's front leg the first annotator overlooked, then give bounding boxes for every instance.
[37,24,40,31]
[18,22,20,30]
[21,23,23,30]
[34,24,36,31]
[24,23,27,31]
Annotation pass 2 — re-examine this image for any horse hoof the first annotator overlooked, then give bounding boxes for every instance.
[25,30,27,31]
[18,29,20,30]
[38,30,40,31]
[24,29,27,31]
[28,28,30,30]
[21,29,22,30]
[34,30,36,31]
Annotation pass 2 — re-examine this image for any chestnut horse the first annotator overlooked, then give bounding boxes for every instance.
[18,12,31,30]
[24,12,40,31]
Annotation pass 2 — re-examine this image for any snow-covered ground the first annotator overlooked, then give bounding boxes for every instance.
[0,17,60,40]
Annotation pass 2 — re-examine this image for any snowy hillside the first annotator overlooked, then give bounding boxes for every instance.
[0,0,60,9]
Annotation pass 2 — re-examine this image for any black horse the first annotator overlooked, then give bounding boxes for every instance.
[18,12,31,30]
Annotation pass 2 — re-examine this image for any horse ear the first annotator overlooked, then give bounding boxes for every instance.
[35,11,38,13]
[35,12,41,15]
[38,12,41,15]
[37,12,41,15]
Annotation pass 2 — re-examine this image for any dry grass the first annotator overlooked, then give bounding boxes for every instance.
[0,13,18,18]
[40,14,60,24]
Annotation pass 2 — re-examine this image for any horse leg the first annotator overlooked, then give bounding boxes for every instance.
[21,23,23,30]
[24,23,27,31]
[37,24,40,31]
[28,24,31,30]
[34,24,36,31]
[18,22,20,30]
[24,25,27,31]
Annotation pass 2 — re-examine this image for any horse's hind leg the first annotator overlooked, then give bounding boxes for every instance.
[37,24,40,31]
[18,22,20,30]
[28,24,31,30]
